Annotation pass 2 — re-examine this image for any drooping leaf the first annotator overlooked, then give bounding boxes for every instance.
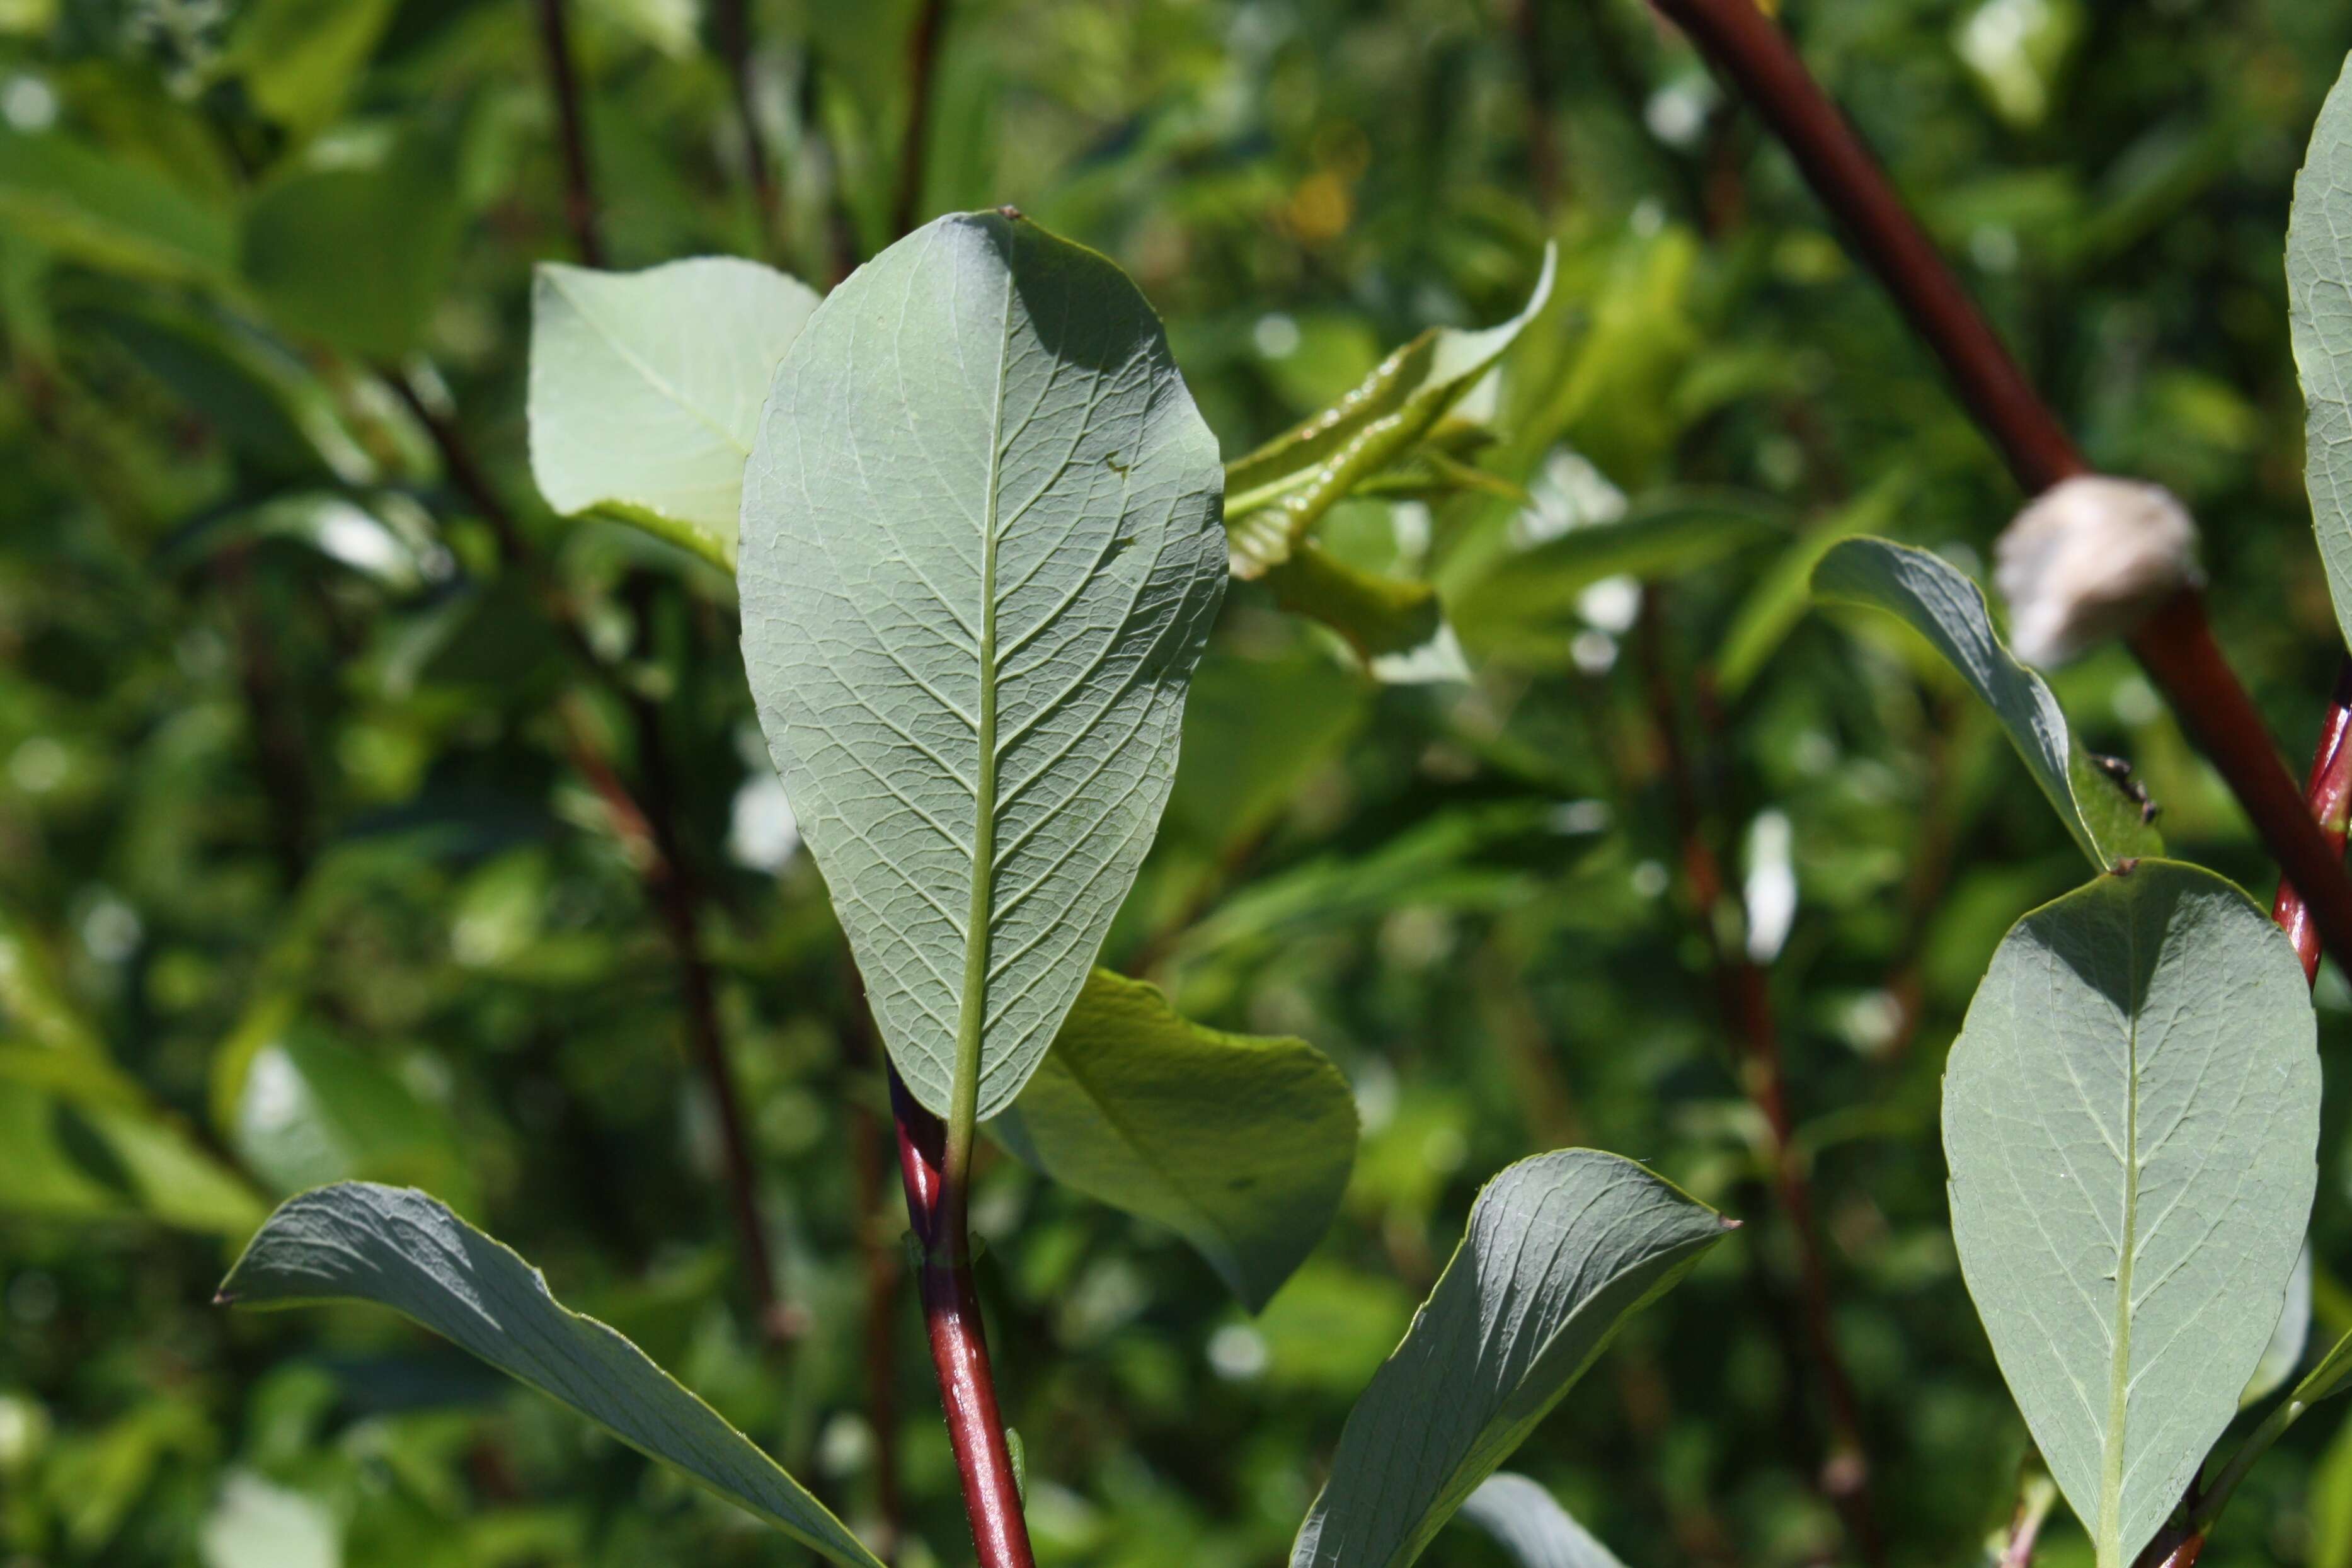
[218,1183,885,1568]
[739,210,1226,1122]
[1225,247,1556,577]
[1264,543,1443,664]
[1944,859,2319,1568]
[529,256,820,568]
[1290,1150,1733,1568]
[990,968,1356,1312]
[1812,537,2160,870]
[1455,1474,1631,1568]
[2288,52,2352,653]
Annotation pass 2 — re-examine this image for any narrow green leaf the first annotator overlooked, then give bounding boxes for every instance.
[740,210,1226,1123]
[1290,1149,1733,1568]
[1812,537,2160,870]
[0,127,233,283]
[529,257,820,568]
[991,968,1357,1312]
[1452,495,1784,667]
[1715,473,1908,697]
[218,1183,884,1568]
[1226,248,1556,576]
[2288,52,2352,653]
[1944,860,2319,1568]
[1456,1474,1631,1568]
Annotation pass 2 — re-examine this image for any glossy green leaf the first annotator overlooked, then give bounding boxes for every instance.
[218,1183,884,1568]
[1456,1474,1630,1568]
[1944,859,2319,1568]
[991,968,1356,1312]
[2288,52,2352,653]
[740,210,1226,1122]
[529,257,820,568]
[1225,247,1555,577]
[1813,537,2160,869]
[1290,1150,1733,1568]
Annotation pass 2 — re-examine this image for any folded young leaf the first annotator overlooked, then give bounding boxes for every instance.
[740,210,1226,1124]
[2288,52,2352,652]
[1263,544,1444,667]
[1225,247,1556,578]
[1944,860,2319,1568]
[990,968,1356,1313]
[1456,1474,1631,1568]
[217,1183,883,1568]
[527,257,820,568]
[1812,537,2160,870]
[1290,1149,1733,1568]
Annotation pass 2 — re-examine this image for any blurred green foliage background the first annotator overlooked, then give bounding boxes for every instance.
[4,0,2352,1565]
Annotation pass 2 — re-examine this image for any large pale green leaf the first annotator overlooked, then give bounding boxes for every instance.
[1455,1474,1630,1568]
[1290,1150,1733,1568]
[218,1183,884,1568]
[2290,52,2352,652]
[530,257,820,568]
[739,210,1226,1123]
[991,968,1356,1312]
[1225,248,1556,578]
[1813,537,2160,870]
[1944,860,2319,1568]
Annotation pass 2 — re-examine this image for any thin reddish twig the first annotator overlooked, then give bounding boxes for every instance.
[2271,661,2352,981]
[887,1066,1036,1568]
[1636,593,1884,1568]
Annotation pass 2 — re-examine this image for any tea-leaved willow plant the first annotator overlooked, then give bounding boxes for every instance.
[217,209,1731,1568]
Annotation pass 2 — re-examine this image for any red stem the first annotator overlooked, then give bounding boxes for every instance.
[887,1067,1035,1568]
[1648,0,2352,980]
[2271,661,2352,981]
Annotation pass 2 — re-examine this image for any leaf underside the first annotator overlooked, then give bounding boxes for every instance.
[219,1182,883,1568]
[740,210,1227,1122]
[1290,1149,1732,1568]
[2290,51,2352,653]
[1944,861,2318,1568]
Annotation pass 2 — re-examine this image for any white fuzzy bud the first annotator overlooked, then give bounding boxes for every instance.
[1993,475,2202,667]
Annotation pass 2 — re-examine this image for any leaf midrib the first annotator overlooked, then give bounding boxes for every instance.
[950,255,1018,1128]
[2099,901,2143,1568]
